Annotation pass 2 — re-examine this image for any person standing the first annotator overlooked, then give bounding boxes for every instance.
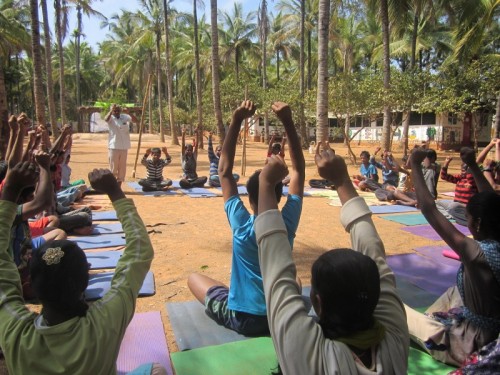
[104,104,138,186]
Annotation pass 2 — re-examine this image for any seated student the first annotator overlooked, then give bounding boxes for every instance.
[207,132,239,187]
[421,148,440,199]
[0,164,166,375]
[405,147,500,366]
[255,143,409,374]
[352,150,379,191]
[179,129,208,189]
[371,147,399,187]
[138,147,173,192]
[436,155,478,226]
[187,100,305,335]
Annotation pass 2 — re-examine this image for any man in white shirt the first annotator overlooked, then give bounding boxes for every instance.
[104,104,138,186]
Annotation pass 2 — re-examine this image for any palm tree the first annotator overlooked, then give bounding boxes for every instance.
[316,0,330,144]
[379,0,391,151]
[218,3,256,84]
[162,0,178,145]
[40,0,59,137]
[30,0,46,127]
[268,12,293,82]
[210,0,224,140]
[258,0,269,142]
[53,0,67,125]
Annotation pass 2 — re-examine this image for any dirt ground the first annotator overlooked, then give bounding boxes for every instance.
[0,133,463,374]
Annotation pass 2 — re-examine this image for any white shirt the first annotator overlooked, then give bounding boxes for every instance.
[106,114,132,150]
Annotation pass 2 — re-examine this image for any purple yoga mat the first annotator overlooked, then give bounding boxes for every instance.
[401,224,471,241]
[387,253,459,296]
[117,311,173,375]
[413,245,461,267]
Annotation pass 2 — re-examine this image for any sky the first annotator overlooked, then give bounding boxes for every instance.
[47,0,255,52]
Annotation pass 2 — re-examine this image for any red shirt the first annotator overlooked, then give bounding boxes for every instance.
[440,167,477,204]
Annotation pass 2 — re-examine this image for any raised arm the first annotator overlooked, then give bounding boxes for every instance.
[7,115,27,169]
[104,104,116,122]
[460,147,494,193]
[193,130,199,159]
[267,134,276,155]
[5,116,19,163]
[181,129,186,162]
[207,132,216,162]
[476,138,497,164]
[141,148,151,167]
[123,107,138,123]
[162,146,171,164]
[280,135,286,157]
[411,148,468,254]
[272,102,305,197]
[440,156,460,184]
[219,100,256,202]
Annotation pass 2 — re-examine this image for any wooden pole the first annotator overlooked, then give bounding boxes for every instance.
[132,74,153,178]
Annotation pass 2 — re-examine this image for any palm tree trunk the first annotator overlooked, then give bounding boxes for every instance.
[210,0,225,141]
[0,63,9,158]
[75,5,83,132]
[307,30,312,90]
[380,0,391,151]
[41,0,59,138]
[299,0,308,147]
[163,0,178,145]
[54,0,66,126]
[193,0,203,148]
[495,93,500,138]
[30,0,46,127]
[276,50,280,81]
[155,32,165,143]
[316,0,330,144]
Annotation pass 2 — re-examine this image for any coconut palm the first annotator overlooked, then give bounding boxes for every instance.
[29,0,46,127]
[268,11,294,82]
[210,0,224,140]
[316,0,330,144]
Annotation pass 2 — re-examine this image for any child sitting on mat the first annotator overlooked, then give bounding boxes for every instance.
[187,100,305,336]
[180,129,208,189]
[0,165,166,375]
[405,147,500,366]
[207,132,239,187]
[255,142,409,374]
[138,147,173,192]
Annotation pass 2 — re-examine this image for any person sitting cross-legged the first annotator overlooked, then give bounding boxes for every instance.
[179,129,208,189]
[187,100,305,336]
[138,147,173,192]
[255,142,409,374]
[207,132,239,187]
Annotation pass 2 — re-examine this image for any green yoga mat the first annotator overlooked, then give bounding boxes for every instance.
[408,347,456,374]
[379,213,429,226]
[171,337,278,375]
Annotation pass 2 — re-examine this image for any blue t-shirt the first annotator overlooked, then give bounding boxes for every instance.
[360,163,378,182]
[224,194,302,315]
[370,157,398,187]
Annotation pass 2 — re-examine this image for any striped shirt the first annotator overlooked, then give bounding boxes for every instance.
[207,137,219,176]
[141,157,171,180]
[440,167,477,204]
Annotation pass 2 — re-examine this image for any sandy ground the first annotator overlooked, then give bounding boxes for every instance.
[0,133,462,374]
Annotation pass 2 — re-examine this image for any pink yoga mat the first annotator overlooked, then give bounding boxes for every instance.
[117,311,173,375]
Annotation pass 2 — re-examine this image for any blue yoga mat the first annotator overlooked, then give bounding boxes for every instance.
[369,205,419,214]
[395,275,439,309]
[387,253,458,296]
[171,180,218,197]
[86,271,155,300]
[91,223,124,235]
[127,182,178,196]
[92,211,118,221]
[379,213,429,226]
[70,234,126,250]
[85,250,123,269]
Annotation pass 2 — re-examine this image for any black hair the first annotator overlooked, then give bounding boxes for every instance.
[151,147,161,154]
[426,149,437,161]
[246,170,283,209]
[360,151,370,159]
[30,240,89,319]
[311,249,380,339]
[466,192,500,242]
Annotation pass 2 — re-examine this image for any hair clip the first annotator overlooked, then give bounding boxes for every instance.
[42,247,65,265]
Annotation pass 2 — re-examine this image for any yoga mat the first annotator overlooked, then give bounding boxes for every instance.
[379,213,429,226]
[369,205,419,214]
[117,311,173,375]
[414,246,460,267]
[92,211,118,221]
[387,253,458,296]
[90,222,124,235]
[85,250,123,269]
[441,191,456,197]
[127,181,178,196]
[85,271,155,300]
[167,289,313,351]
[171,337,277,375]
[408,347,456,374]
[167,301,248,351]
[395,275,439,309]
[171,181,218,197]
[70,234,126,250]
[401,224,471,241]
[281,186,311,197]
